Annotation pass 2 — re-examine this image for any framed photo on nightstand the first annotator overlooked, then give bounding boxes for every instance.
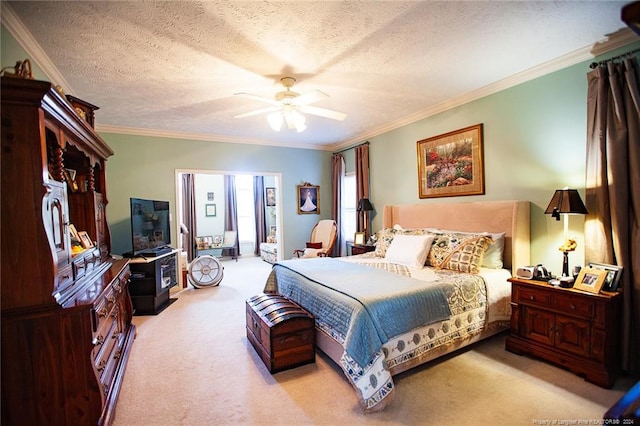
[573,267,607,294]
[587,262,623,292]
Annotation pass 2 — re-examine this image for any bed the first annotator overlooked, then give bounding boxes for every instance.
[264,200,530,411]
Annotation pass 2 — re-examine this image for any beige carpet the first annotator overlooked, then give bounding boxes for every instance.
[113,256,635,425]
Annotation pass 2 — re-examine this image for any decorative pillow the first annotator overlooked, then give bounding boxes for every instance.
[372,227,431,257]
[427,232,492,274]
[385,234,435,268]
[306,242,322,249]
[434,229,505,269]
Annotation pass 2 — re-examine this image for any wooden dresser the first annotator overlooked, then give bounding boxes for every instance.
[1,77,135,425]
[505,277,622,388]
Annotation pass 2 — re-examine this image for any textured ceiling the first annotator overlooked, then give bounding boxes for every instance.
[3,1,637,150]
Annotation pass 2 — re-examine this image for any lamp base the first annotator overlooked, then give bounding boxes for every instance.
[562,251,569,277]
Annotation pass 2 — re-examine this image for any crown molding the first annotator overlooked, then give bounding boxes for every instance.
[328,29,639,152]
[1,3,76,94]
[96,124,326,151]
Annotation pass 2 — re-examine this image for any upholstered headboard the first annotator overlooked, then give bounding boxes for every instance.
[382,200,530,272]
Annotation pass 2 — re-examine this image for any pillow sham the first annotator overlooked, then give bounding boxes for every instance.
[306,242,323,249]
[432,229,505,269]
[384,234,435,268]
[372,227,431,257]
[428,232,492,274]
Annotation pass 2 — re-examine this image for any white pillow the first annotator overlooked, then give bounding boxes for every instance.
[385,234,435,268]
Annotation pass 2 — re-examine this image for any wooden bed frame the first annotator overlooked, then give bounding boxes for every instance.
[316,200,531,369]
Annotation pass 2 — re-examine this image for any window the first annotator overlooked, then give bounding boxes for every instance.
[342,172,356,241]
[235,175,255,247]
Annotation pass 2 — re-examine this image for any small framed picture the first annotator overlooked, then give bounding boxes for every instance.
[573,267,607,294]
[69,223,81,243]
[266,187,276,206]
[213,235,223,247]
[205,204,216,217]
[587,262,623,292]
[354,232,365,245]
[78,231,94,249]
[196,236,213,250]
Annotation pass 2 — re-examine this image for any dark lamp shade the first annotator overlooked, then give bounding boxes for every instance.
[357,198,374,212]
[544,189,588,220]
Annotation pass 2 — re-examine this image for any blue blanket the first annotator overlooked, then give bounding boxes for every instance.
[267,258,451,367]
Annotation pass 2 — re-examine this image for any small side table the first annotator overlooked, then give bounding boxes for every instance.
[348,243,375,256]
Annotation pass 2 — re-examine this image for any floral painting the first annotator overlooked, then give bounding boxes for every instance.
[417,124,484,198]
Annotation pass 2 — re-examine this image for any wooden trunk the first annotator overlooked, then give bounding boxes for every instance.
[246,293,315,373]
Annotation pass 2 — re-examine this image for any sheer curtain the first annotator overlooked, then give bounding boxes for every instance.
[181,173,197,262]
[331,153,345,257]
[585,56,640,373]
[223,175,240,259]
[355,143,370,235]
[253,176,267,256]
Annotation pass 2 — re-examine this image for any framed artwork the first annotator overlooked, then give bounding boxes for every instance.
[297,184,319,214]
[416,123,484,199]
[266,187,276,206]
[573,267,607,294]
[63,168,79,193]
[78,231,94,249]
[205,204,216,217]
[207,192,214,201]
[587,262,623,292]
[213,235,223,247]
[354,232,365,245]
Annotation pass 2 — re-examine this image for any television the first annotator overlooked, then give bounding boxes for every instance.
[130,197,172,256]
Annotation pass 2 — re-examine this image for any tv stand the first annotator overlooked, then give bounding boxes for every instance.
[129,249,178,315]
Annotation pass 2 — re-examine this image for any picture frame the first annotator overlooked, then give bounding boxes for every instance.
[573,267,607,294]
[266,187,276,207]
[196,236,213,250]
[269,225,277,236]
[205,204,216,217]
[77,231,94,249]
[63,168,79,193]
[207,192,214,201]
[354,232,365,245]
[213,235,223,247]
[297,184,319,214]
[69,223,81,243]
[587,262,623,292]
[416,123,484,199]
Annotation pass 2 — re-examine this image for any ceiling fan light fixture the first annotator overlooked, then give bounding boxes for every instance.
[291,110,306,133]
[267,111,283,131]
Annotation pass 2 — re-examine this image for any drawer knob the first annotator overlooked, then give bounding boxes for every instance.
[570,304,576,310]
[530,295,534,301]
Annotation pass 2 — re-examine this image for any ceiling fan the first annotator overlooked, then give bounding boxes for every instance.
[234,77,347,132]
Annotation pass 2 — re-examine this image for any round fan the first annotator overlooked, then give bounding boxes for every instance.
[234,77,347,132]
[187,255,223,288]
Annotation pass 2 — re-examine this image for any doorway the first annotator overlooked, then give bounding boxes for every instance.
[175,169,283,263]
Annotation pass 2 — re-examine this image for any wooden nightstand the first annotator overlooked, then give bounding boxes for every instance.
[348,243,375,256]
[505,277,622,388]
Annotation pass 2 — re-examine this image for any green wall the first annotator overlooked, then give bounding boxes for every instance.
[103,133,331,256]
[3,22,638,273]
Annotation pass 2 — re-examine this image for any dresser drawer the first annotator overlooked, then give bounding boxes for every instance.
[92,285,116,335]
[554,293,594,318]
[517,286,551,307]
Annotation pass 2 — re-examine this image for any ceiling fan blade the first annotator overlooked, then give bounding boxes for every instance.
[293,90,329,106]
[299,105,347,121]
[234,106,280,119]
[234,92,280,106]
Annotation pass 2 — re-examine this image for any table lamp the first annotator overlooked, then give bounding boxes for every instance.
[544,188,588,277]
[357,198,374,242]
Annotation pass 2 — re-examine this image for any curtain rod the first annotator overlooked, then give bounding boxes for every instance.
[333,141,369,155]
[589,47,640,69]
